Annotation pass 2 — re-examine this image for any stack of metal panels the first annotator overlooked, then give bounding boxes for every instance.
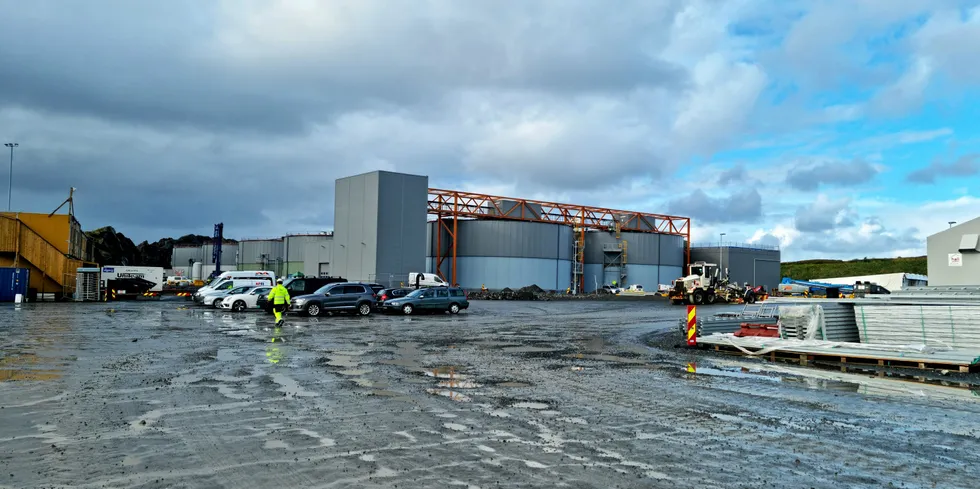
[854,304,980,349]
[698,315,778,336]
[775,303,860,342]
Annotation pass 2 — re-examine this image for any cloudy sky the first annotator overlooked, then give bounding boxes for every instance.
[1,0,978,261]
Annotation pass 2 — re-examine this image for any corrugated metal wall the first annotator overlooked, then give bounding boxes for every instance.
[171,246,203,268]
[375,171,428,277]
[584,231,660,265]
[302,239,333,277]
[690,246,781,290]
[284,234,333,275]
[201,243,238,268]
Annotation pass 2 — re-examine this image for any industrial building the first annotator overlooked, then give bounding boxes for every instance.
[927,217,980,286]
[0,210,96,300]
[690,243,781,292]
[167,170,700,292]
[810,272,928,291]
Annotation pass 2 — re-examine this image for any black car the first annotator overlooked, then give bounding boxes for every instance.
[375,287,412,309]
[288,282,378,317]
[258,276,347,314]
[366,283,385,294]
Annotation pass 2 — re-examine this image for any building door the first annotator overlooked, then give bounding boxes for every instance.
[318,262,330,277]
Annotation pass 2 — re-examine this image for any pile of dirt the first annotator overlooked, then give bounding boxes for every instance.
[467,284,621,301]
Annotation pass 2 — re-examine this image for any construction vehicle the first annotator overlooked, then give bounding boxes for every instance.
[668,261,759,305]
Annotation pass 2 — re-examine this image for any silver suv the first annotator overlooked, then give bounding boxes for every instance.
[288,282,377,317]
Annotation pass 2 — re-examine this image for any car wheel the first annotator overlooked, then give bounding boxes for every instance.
[233,300,246,312]
[402,304,413,315]
[306,303,321,317]
[213,298,223,307]
[358,302,371,316]
[449,303,460,314]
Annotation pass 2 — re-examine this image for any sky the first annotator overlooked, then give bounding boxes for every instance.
[1,0,979,261]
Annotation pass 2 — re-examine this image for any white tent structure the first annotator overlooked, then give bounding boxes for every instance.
[811,272,927,291]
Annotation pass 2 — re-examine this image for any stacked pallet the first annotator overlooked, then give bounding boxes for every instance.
[777,303,860,342]
[854,304,980,349]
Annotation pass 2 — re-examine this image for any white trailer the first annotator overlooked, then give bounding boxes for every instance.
[100,266,165,292]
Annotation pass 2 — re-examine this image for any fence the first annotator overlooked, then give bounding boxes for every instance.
[367,273,413,289]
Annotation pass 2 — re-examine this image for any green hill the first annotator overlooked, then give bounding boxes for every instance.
[781,256,927,281]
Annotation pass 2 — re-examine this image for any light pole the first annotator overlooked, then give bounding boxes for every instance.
[719,233,726,280]
[4,142,16,212]
[949,221,956,229]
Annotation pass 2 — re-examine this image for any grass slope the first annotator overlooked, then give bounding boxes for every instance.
[781,256,927,281]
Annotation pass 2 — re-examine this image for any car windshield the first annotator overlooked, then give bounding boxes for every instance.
[314,285,335,295]
[230,286,253,295]
[250,287,271,295]
[690,266,703,276]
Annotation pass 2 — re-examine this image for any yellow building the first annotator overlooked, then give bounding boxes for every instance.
[0,211,96,300]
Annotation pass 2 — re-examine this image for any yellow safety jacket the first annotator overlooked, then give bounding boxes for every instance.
[268,284,291,305]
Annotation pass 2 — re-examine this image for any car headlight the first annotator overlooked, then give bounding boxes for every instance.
[293,298,307,305]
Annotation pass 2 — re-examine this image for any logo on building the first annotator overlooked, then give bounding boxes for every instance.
[949,253,963,267]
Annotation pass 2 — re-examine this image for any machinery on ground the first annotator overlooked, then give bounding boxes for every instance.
[668,261,760,305]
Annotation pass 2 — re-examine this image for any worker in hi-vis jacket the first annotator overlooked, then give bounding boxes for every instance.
[267,278,291,326]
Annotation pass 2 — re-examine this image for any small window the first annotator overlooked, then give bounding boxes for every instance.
[450,289,463,297]
[287,280,305,292]
[436,289,448,298]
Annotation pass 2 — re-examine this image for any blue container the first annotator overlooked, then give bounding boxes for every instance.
[0,268,30,302]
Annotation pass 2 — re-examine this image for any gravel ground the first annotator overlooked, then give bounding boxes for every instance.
[1,299,979,488]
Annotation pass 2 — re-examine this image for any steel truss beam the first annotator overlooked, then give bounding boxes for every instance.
[427,188,691,291]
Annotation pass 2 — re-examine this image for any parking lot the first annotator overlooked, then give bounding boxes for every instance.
[2,299,980,488]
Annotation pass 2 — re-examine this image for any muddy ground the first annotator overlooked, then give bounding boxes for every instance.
[1,299,979,488]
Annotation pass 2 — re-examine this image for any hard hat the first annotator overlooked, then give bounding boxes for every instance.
[277,278,283,283]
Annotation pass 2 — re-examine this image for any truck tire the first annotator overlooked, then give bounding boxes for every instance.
[692,290,705,305]
[706,293,717,305]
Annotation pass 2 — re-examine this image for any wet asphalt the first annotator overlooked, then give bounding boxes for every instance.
[1,299,980,488]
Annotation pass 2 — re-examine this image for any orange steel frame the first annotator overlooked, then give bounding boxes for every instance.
[427,188,691,292]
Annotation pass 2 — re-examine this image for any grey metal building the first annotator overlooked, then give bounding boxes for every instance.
[581,231,685,293]
[333,170,428,284]
[690,243,781,291]
[283,233,334,277]
[237,239,285,274]
[927,217,980,285]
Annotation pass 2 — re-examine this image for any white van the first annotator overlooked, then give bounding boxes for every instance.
[408,272,449,289]
[194,271,276,303]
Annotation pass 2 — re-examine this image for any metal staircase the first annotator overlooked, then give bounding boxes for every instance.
[572,228,585,293]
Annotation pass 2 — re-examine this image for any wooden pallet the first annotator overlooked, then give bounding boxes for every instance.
[698,338,979,374]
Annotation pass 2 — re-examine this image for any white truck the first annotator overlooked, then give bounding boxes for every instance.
[408,272,449,289]
[668,261,753,305]
[100,266,165,292]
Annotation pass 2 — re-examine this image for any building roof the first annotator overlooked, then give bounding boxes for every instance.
[928,215,980,239]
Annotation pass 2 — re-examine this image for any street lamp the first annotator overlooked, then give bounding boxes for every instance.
[4,142,16,211]
[719,233,726,281]
[949,221,956,229]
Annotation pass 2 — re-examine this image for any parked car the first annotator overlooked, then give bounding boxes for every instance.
[193,271,276,303]
[381,286,469,315]
[200,285,256,307]
[257,276,347,314]
[288,282,377,317]
[220,286,273,312]
[366,283,386,294]
[375,288,412,310]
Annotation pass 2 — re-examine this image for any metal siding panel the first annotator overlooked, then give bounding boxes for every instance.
[453,257,571,291]
[927,218,980,286]
[619,232,661,265]
[377,172,427,276]
[624,264,660,291]
[456,221,564,259]
[171,246,203,268]
[583,264,604,292]
[660,266,683,285]
[659,234,684,267]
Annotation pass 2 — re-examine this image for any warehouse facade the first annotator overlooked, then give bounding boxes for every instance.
[927,217,980,286]
[690,243,782,292]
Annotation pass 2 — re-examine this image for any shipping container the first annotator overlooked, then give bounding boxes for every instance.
[0,267,30,302]
[100,266,165,292]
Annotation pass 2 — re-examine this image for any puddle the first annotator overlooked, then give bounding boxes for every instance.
[426,389,471,402]
[437,380,481,389]
[269,373,318,398]
[501,346,562,353]
[423,366,467,379]
[511,401,550,410]
[321,355,360,368]
[562,353,647,365]
[263,439,288,449]
[122,455,142,466]
[216,348,236,361]
[0,354,64,382]
[337,368,373,376]
[444,423,469,431]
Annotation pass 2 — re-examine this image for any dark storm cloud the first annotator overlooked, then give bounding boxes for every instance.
[906,153,980,184]
[0,0,727,242]
[784,158,879,191]
[666,187,763,224]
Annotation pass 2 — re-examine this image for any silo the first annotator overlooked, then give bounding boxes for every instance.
[426,220,572,291]
[192,262,203,281]
[583,231,684,292]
